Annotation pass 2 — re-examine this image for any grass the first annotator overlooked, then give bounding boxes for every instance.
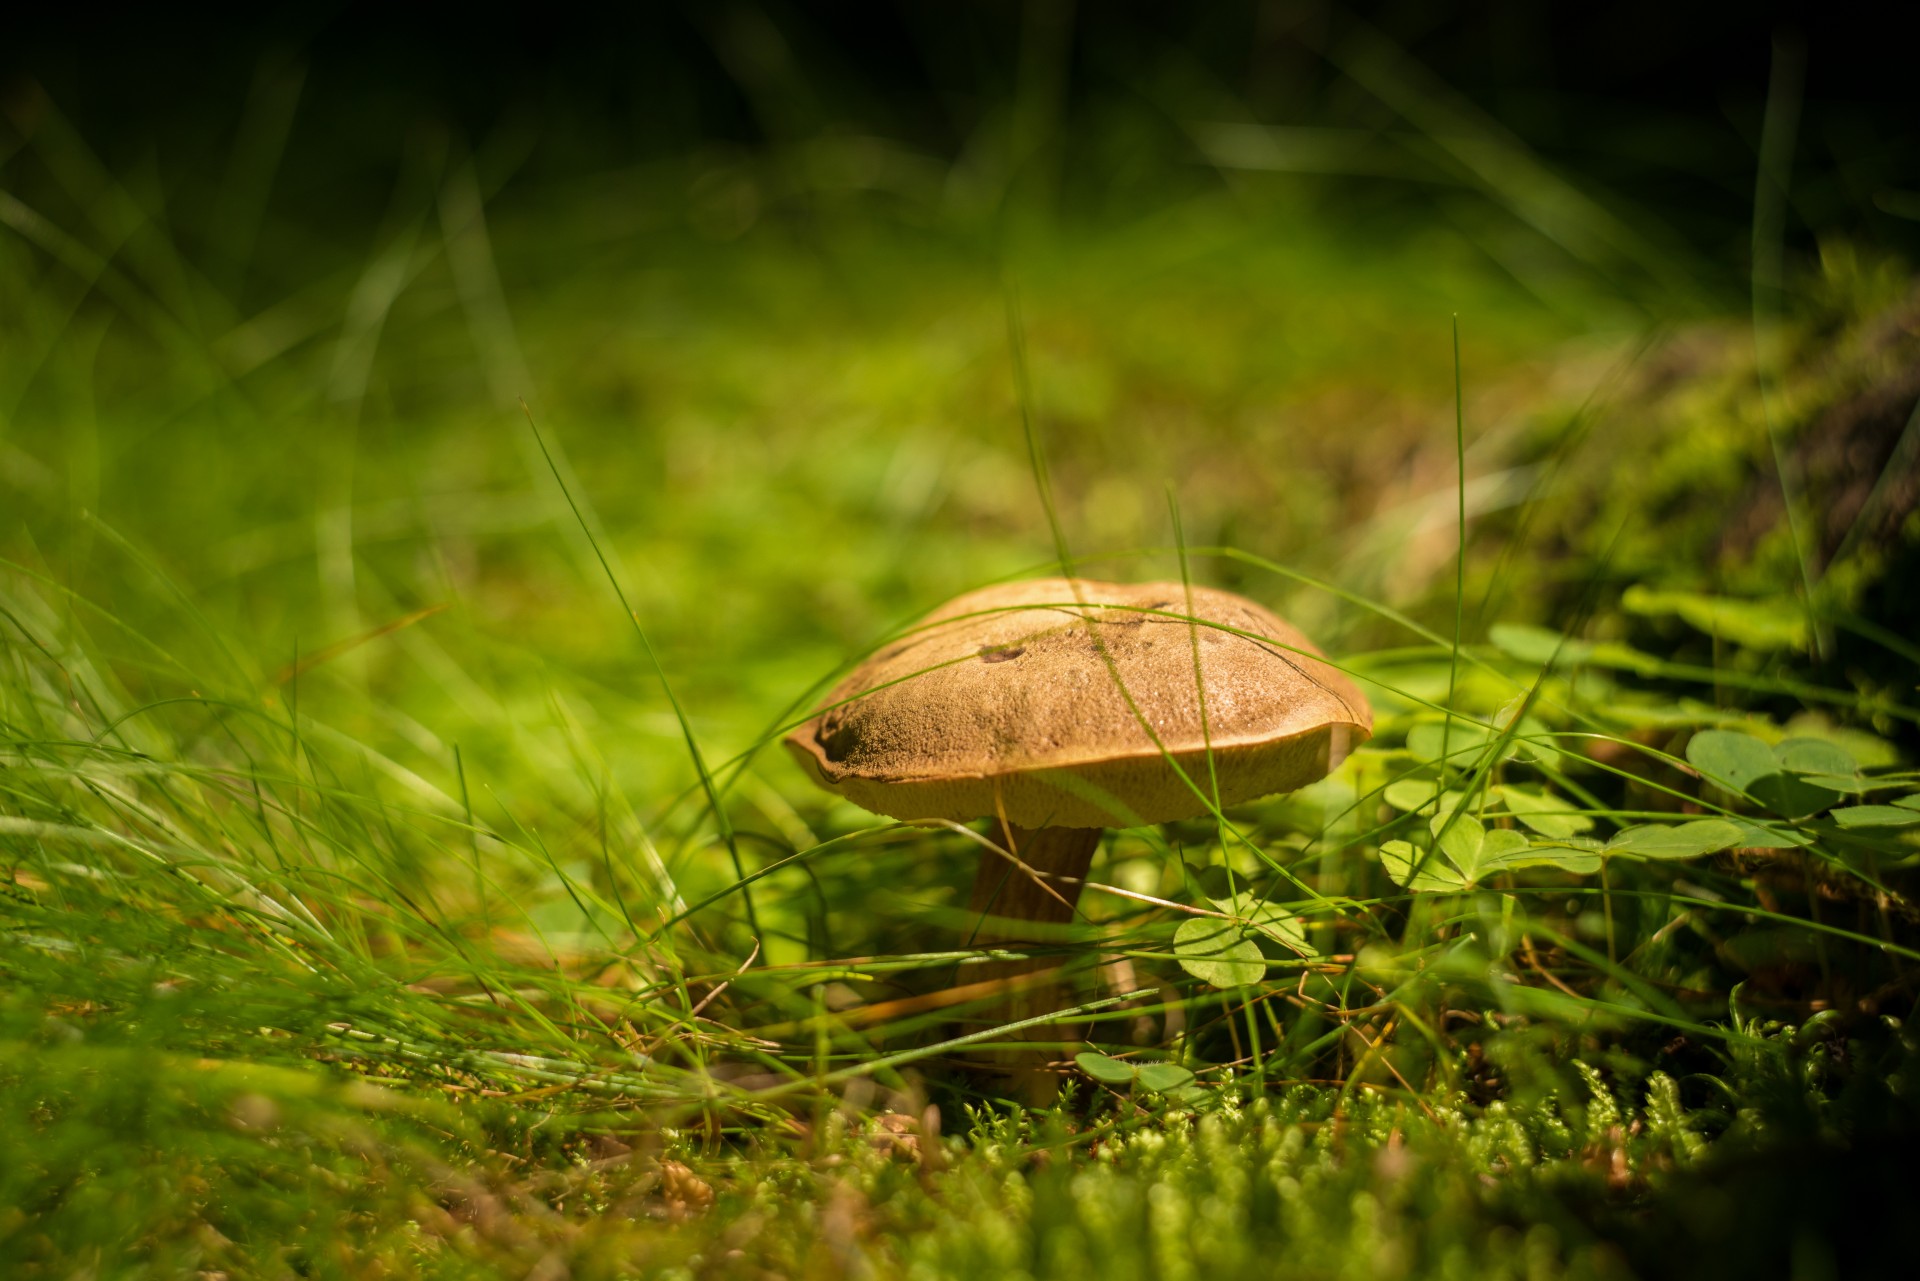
[4,43,1920,1279]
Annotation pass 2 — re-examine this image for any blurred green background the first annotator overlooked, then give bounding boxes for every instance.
[8,0,1912,841]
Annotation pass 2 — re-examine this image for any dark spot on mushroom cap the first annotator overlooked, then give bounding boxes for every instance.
[979,644,1025,664]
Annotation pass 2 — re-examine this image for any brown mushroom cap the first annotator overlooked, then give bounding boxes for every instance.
[785,578,1372,829]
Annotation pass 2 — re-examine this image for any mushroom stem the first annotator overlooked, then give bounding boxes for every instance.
[963,821,1101,1104]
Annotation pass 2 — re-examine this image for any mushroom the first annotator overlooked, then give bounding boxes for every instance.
[785,577,1371,1101]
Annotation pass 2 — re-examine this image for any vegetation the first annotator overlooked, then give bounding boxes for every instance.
[3,12,1918,1278]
